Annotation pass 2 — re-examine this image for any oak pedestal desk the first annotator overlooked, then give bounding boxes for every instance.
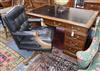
[27,5,98,58]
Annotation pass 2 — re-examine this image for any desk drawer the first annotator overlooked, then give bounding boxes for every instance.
[44,19,67,28]
[65,24,87,34]
[44,19,87,33]
[64,29,86,50]
[65,28,87,41]
[54,21,87,33]
[53,21,67,28]
[64,36,85,49]
[44,19,55,26]
[64,44,82,54]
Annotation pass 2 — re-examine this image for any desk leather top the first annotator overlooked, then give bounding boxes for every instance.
[31,5,96,24]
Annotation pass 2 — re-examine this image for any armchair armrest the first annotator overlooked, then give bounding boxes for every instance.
[34,32,51,49]
[12,28,53,37]
[13,31,52,49]
[27,18,43,23]
[12,31,35,36]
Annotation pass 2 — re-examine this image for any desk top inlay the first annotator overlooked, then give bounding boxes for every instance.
[31,5,95,24]
[27,5,98,28]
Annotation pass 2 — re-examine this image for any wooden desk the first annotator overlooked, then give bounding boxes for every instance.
[84,0,100,14]
[27,5,98,58]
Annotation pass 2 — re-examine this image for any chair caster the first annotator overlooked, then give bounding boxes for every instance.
[23,61,29,65]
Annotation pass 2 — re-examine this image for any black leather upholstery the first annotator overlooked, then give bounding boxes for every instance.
[3,5,55,51]
[4,6,29,32]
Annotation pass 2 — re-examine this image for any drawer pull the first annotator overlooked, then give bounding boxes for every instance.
[71,29,77,37]
[71,31,75,37]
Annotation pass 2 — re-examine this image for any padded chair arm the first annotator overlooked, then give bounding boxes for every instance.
[13,30,52,36]
[76,51,93,60]
[27,18,43,23]
[13,31,35,36]
[34,32,51,49]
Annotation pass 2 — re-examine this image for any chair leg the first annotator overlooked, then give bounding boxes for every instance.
[23,51,38,65]
[4,26,8,39]
[0,17,8,39]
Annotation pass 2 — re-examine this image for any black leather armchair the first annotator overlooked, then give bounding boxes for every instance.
[2,5,55,52]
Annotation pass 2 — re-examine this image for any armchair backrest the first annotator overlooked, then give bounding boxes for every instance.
[95,17,100,52]
[76,17,100,69]
[86,17,100,53]
[95,17,100,38]
[3,5,28,33]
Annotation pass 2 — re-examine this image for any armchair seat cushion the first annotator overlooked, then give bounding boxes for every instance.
[18,26,54,51]
[76,51,93,61]
[76,51,94,69]
[78,52,100,71]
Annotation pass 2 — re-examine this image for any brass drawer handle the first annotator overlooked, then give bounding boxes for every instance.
[71,29,77,37]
